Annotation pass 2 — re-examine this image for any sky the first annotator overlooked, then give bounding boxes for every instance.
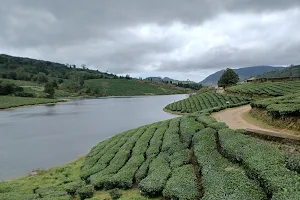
[1,0,300,82]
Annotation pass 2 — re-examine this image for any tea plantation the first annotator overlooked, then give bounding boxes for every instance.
[164,92,249,114]
[226,80,300,97]
[1,113,300,199]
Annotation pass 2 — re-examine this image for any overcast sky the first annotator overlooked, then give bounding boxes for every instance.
[1,0,300,81]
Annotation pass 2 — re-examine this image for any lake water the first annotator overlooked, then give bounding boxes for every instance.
[0,94,187,180]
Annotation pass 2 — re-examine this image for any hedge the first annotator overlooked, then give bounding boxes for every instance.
[169,149,190,169]
[106,155,145,189]
[180,116,205,148]
[146,120,169,159]
[165,92,249,114]
[163,165,200,200]
[138,153,171,197]
[286,153,300,174]
[218,128,300,199]
[193,128,265,200]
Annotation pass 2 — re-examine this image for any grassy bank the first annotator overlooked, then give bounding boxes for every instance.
[249,108,300,134]
[0,96,64,109]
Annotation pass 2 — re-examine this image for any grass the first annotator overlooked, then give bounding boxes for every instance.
[0,156,160,200]
[84,79,189,96]
[246,108,300,134]
[0,96,64,109]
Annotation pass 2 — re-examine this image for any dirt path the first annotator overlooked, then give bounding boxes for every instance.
[211,105,271,131]
[211,105,300,141]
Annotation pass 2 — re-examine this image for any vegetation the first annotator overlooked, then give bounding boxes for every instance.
[219,128,300,199]
[1,110,300,199]
[217,68,239,88]
[0,54,191,98]
[226,80,300,97]
[257,64,300,78]
[164,92,249,114]
[0,96,64,109]
[251,93,300,118]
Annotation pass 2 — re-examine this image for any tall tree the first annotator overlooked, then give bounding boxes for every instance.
[44,83,55,98]
[218,68,239,88]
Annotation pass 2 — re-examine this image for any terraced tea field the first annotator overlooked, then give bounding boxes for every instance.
[164,92,249,114]
[227,80,300,97]
[2,113,299,199]
[251,93,300,118]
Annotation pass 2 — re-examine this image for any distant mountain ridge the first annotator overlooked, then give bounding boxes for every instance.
[257,64,300,78]
[200,66,285,86]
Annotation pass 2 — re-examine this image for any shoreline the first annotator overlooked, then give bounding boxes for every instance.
[0,99,68,111]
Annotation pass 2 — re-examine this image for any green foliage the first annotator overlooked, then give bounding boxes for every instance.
[218,68,239,88]
[163,165,200,200]
[0,96,62,109]
[207,122,228,130]
[0,54,188,97]
[107,155,144,189]
[109,188,123,200]
[251,93,300,118]
[0,80,24,95]
[165,92,249,113]
[84,79,187,96]
[169,149,190,169]
[227,80,300,97]
[193,128,265,200]
[138,153,171,197]
[218,128,300,199]
[77,185,94,200]
[286,154,300,174]
[180,116,205,148]
[44,82,55,98]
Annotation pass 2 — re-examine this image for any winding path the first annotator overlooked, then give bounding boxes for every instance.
[211,105,300,141]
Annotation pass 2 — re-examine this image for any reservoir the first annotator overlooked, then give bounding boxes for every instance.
[0,94,186,180]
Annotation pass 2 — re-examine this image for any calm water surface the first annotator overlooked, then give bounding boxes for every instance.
[0,94,187,180]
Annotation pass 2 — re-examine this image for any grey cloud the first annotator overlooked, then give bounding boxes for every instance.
[1,0,300,80]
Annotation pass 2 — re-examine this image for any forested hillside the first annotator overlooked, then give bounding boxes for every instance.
[0,54,190,99]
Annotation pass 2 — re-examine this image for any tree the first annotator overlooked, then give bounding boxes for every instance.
[44,82,55,98]
[218,68,239,88]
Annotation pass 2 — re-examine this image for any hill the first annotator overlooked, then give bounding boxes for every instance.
[200,66,285,86]
[0,54,190,98]
[164,92,249,114]
[257,64,300,78]
[226,80,300,97]
[1,112,300,199]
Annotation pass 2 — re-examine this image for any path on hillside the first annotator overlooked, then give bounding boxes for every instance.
[211,105,300,141]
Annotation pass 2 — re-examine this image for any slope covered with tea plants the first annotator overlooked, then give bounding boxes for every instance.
[250,93,300,132]
[226,80,300,97]
[1,113,300,200]
[164,92,249,114]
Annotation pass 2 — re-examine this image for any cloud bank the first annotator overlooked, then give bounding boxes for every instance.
[1,0,300,81]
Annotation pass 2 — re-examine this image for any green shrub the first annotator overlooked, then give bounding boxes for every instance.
[65,181,85,196]
[106,155,144,189]
[180,116,205,148]
[163,165,200,200]
[207,122,228,130]
[109,188,122,200]
[286,154,300,174]
[169,149,190,169]
[218,128,300,199]
[193,128,265,200]
[138,153,171,197]
[77,185,94,200]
